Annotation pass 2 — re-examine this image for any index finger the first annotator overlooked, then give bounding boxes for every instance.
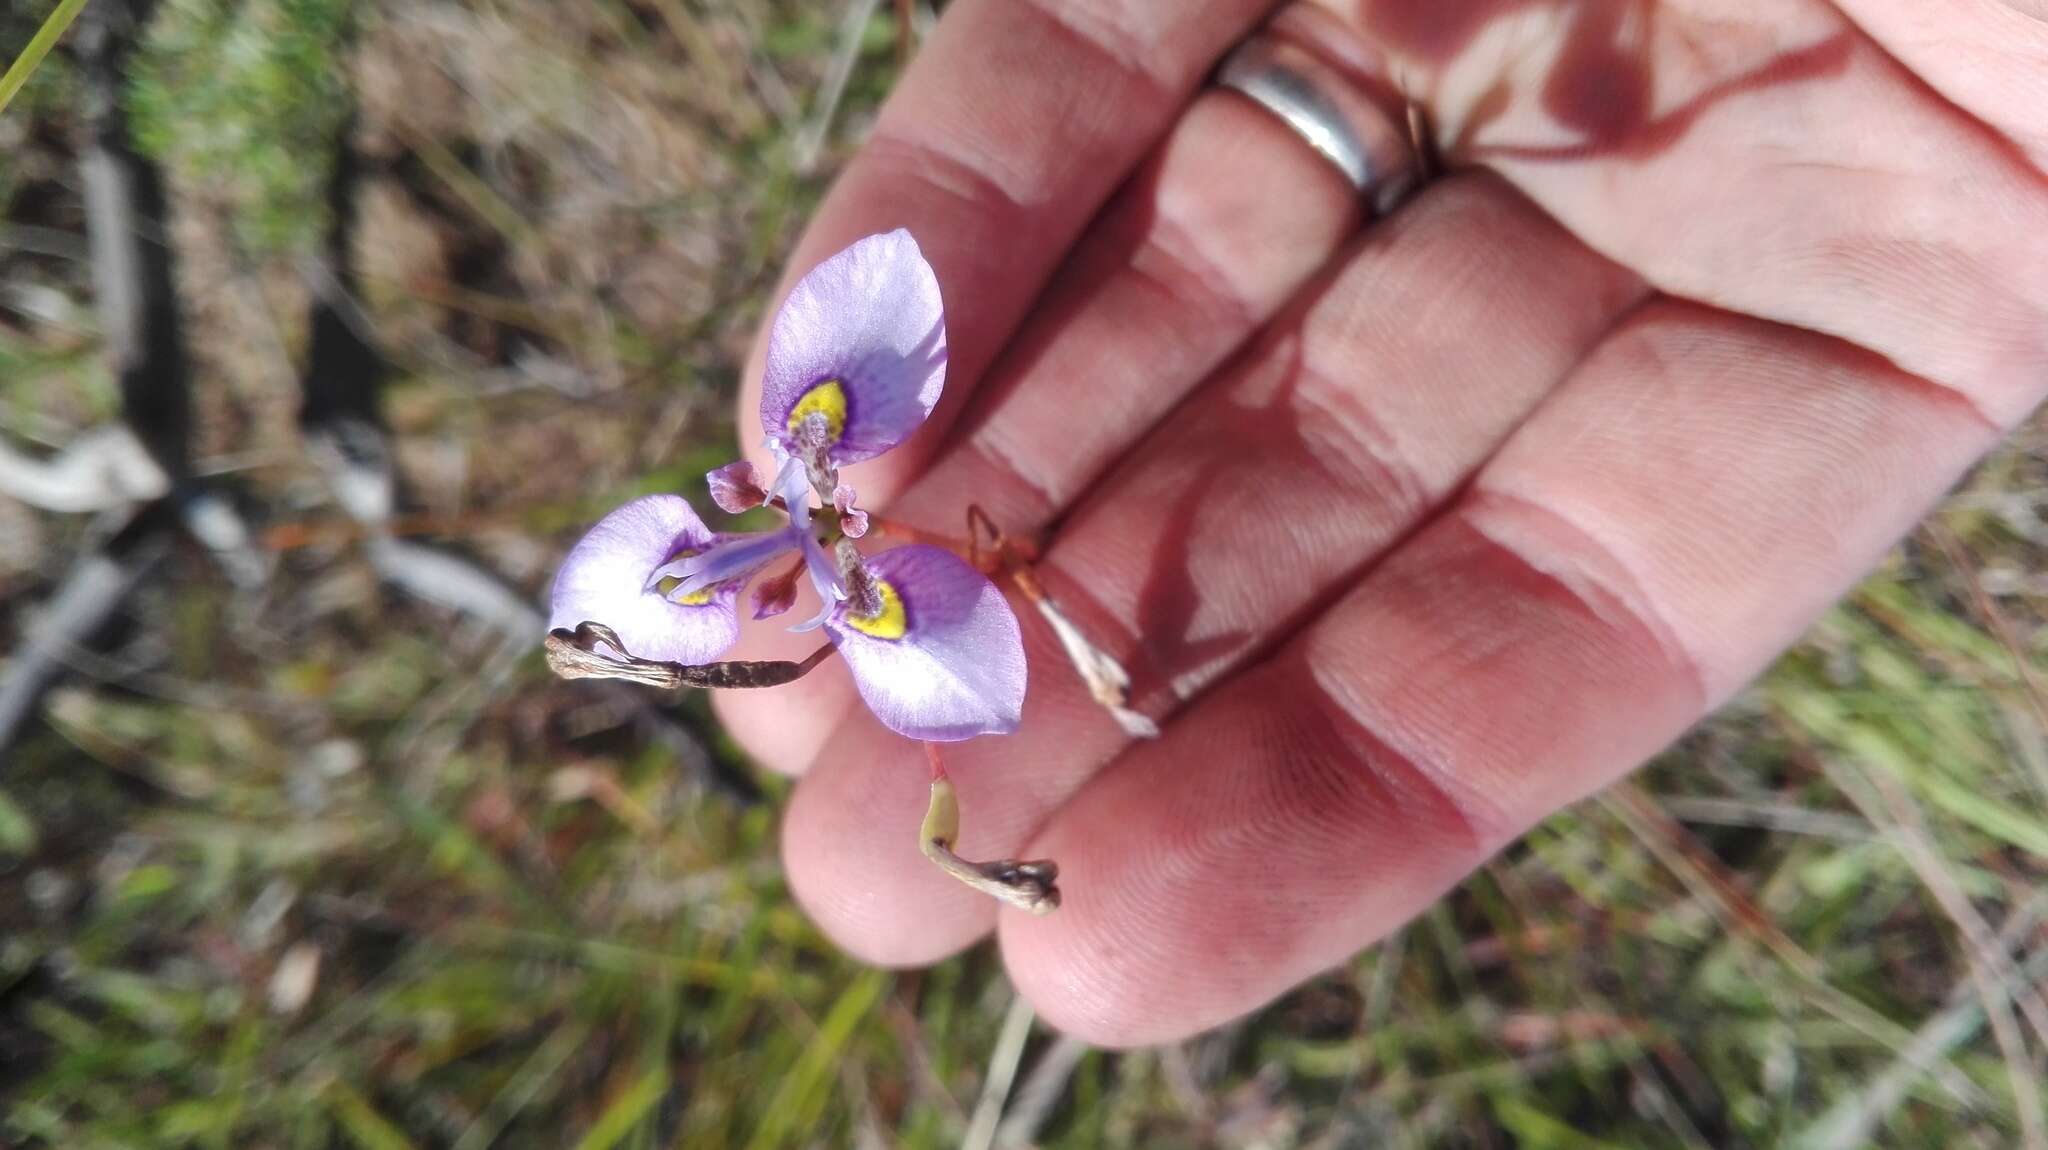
[736,0,1282,501]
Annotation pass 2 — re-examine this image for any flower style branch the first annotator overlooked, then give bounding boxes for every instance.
[543,230,1145,910]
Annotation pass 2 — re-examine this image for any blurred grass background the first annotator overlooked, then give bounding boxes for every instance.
[2,1,2047,1147]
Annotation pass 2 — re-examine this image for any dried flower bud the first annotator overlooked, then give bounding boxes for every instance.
[920,770,1060,915]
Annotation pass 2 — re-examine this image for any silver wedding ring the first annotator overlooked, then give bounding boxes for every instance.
[1215,34,1425,215]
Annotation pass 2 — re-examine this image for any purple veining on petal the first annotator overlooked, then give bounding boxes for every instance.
[548,495,741,666]
[759,230,947,466]
[825,544,1025,741]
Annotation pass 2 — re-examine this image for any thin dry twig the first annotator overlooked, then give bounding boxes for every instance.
[881,999,971,1128]
[1797,944,2048,1150]
[544,621,837,691]
[0,514,167,757]
[1604,782,1823,979]
[874,507,1159,737]
[1656,794,1874,841]
[966,507,1158,739]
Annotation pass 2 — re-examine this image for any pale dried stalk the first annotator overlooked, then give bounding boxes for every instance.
[544,621,836,690]
[1030,596,1159,738]
[962,993,1036,1150]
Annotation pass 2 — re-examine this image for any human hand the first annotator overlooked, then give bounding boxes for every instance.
[713,0,2048,1045]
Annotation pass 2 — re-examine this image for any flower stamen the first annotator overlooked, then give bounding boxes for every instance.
[787,378,849,443]
[843,578,907,640]
[652,547,718,605]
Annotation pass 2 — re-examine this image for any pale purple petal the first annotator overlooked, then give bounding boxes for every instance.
[759,230,946,465]
[827,544,1025,741]
[548,495,739,665]
[706,461,767,514]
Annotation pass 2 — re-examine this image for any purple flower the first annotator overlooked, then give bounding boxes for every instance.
[660,460,841,631]
[548,495,747,665]
[826,544,1026,741]
[548,229,1025,743]
[760,230,946,499]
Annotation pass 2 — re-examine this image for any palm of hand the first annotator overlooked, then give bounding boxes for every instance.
[713,0,2048,1044]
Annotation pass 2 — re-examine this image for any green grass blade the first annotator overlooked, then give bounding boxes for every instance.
[0,0,91,118]
[1490,1098,1636,1150]
[744,970,887,1150]
[324,1080,420,1150]
[0,787,38,854]
[573,1067,671,1150]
